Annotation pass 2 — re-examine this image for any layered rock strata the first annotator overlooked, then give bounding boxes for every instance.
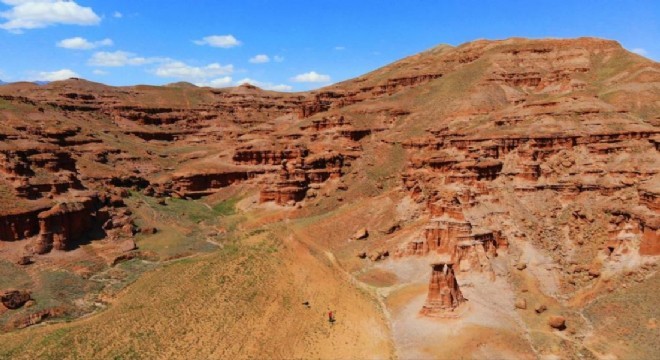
[420,262,466,317]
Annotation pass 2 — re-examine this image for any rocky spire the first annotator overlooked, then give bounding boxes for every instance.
[420,262,465,317]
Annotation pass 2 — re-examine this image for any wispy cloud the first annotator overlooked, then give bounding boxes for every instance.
[34,68,79,81]
[112,11,122,18]
[235,78,292,91]
[57,37,112,50]
[92,69,108,75]
[88,51,161,67]
[290,71,331,83]
[154,61,234,80]
[273,55,284,62]
[334,46,346,51]
[0,0,101,32]
[194,35,241,48]
[249,54,270,64]
[88,49,237,85]
[631,48,648,57]
[195,76,233,88]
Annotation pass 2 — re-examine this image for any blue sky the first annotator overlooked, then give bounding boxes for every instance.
[0,0,657,91]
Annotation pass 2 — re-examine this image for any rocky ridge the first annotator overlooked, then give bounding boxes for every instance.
[0,37,658,357]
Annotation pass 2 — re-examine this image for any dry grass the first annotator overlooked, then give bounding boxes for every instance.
[0,225,394,359]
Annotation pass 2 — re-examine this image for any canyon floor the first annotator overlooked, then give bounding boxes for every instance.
[0,37,658,359]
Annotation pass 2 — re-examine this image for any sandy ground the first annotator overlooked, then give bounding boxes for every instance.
[372,256,536,359]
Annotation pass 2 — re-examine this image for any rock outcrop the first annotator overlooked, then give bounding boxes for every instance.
[0,37,657,339]
[0,290,32,309]
[420,262,466,317]
[34,196,100,253]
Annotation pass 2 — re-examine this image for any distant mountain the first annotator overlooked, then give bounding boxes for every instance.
[0,80,49,86]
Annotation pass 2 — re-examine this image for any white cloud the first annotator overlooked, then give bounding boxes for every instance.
[269,84,293,92]
[35,68,79,81]
[194,35,241,48]
[235,78,293,92]
[290,71,331,83]
[155,61,233,80]
[631,48,648,56]
[88,51,159,67]
[334,46,345,51]
[0,0,101,32]
[88,50,236,85]
[195,76,233,88]
[273,55,284,62]
[92,69,107,75]
[249,54,270,64]
[57,36,112,50]
[112,11,122,18]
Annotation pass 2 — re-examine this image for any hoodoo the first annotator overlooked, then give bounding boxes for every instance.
[420,261,466,317]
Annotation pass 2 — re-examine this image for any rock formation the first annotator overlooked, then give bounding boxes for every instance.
[0,37,657,343]
[0,290,32,309]
[420,262,466,317]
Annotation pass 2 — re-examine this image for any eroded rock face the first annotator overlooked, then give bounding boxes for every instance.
[420,262,465,317]
[13,307,65,329]
[169,170,263,199]
[0,206,49,241]
[0,37,657,337]
[35,196,99,252]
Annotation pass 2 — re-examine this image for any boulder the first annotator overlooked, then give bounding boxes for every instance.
[0,290,32,309]
[534,303,547,314]
[548,315,566,330]
[379,222,401,235]
[354,228,369,240]
[369,250,388,261]
[119,239,137,252]
[109,195,125,207]
[515,298,527,310]
[516,262,527,270]
[140,227,158,235]
[16,256,32,266]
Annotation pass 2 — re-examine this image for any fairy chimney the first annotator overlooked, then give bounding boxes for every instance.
[420,261,466,317]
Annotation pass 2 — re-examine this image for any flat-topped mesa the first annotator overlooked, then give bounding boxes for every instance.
[638,183,660,213]
[453,231,499,273]
[258,149,348,205]
[605,215,660,257]
[0,148,76,177]
[232,146,308,165]
[395,217,468,257]
[259,161,309,205]
[0,206,50,241]
[395,195,506,272]
[640,224,660,256]
[304,152,345,183]
[301,115,350,132]
[395,219,504,266]
[33,195,102,254]
[169,169,264,199]
[423,217,473,254]
[420,262,466,317]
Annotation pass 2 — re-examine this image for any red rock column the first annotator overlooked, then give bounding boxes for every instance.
[420,262,465,317]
